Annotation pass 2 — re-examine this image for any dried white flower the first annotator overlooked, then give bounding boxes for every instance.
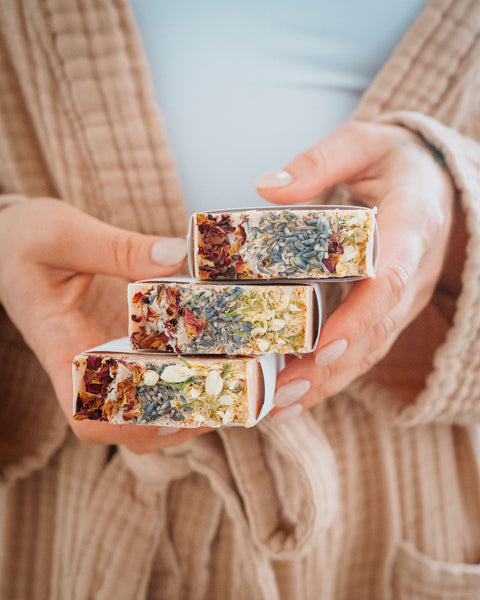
[218,394,234,406]
[342,245,357,262]
[222,406,235,425]
[160,365,194,383]
[189,387,201,399]
[269,319,286,331]
[205,371,223,397]
[143,370,160,386]
[251,326,266,336]
[257,339,270,352]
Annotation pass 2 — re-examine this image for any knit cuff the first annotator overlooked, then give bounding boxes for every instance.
[352,111,480,426]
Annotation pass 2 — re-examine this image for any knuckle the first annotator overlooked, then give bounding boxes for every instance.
[314,359,337,384]
[358,354,377,375]
[358,345,389,376]
[384,263,409,305]
[299,145,329,174]
[110,230,139,275]
[372,314,397,348]
[358,350,387,376]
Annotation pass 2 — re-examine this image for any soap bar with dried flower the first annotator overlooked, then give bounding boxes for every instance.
[128,280,320,355]
[73,341,278,428]
[189,206,377,280]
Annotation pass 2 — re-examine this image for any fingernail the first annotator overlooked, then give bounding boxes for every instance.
[274,379,311,408]
[157,427,178,436]
[151,238,187,266]
[254,170,292,188]
[315,339,348,367]
[270,403,303,424]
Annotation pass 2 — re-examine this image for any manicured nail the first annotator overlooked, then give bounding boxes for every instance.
[270,403,303,424]
[315,339,348,367]
[151,238,187,266]
[274,379,311,407]
[254,170,292,188]
[157,427,178,436]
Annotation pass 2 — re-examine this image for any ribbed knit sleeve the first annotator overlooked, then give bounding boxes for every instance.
[352,111,480,426]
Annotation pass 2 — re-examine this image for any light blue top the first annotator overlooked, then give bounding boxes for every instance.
[129,1,425,212]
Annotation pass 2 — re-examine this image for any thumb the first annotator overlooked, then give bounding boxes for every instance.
[254,121,395,205]
[35,200,187,280]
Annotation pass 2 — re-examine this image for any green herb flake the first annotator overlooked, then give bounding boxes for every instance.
[220,362,233,379]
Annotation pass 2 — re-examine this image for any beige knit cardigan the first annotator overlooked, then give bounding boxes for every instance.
[1,1,480,599]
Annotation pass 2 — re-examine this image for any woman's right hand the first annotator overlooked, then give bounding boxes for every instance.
[0,197,207,453]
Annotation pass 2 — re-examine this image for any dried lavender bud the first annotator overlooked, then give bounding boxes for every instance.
[192,207,376,280]
[73,350,267,428]
[129,281,317,355]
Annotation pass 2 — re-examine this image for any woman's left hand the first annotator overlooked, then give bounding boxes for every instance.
[254,121,456,416]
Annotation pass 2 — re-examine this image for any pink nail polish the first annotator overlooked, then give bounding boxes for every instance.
[274,379,311,407]
[315,339,348,367]
[254,170,292,188]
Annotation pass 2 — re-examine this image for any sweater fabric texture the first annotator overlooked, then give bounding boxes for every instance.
[0,1,480,599]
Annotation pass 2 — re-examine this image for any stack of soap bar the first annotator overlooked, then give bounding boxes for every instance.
[190,207,376,280]
[128,281,319,355]
[73,345,274,428]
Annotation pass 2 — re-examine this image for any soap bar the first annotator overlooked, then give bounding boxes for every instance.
[73,344,276,428]
[128,280,319,355]
[189,206,377,280]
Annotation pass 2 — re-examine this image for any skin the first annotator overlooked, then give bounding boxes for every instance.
[255,121,461,415]
[0,122,460,452]
[0,198,209,454]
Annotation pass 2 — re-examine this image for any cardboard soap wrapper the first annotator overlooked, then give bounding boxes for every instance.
[128,277,323,354]
[187,204,379,282]
[73,337,286,428]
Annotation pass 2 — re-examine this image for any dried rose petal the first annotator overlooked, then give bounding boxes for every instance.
[182,308,206,334]
[86,356,102,370]
[322,256,336,273]
[117,378,138,408]
[131,331,169,350]
[238,224,247,243]
[146,307,160,322]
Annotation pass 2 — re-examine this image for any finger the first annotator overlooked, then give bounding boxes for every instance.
[36,312,212,450]
[270,314,396,416]
[254,121,405,204]
[122,427,213,455]
[271,263,432,416]
[270,192,428,414]
[28,200,187,280]
[312,186,429,352]
[72,420,209,451]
